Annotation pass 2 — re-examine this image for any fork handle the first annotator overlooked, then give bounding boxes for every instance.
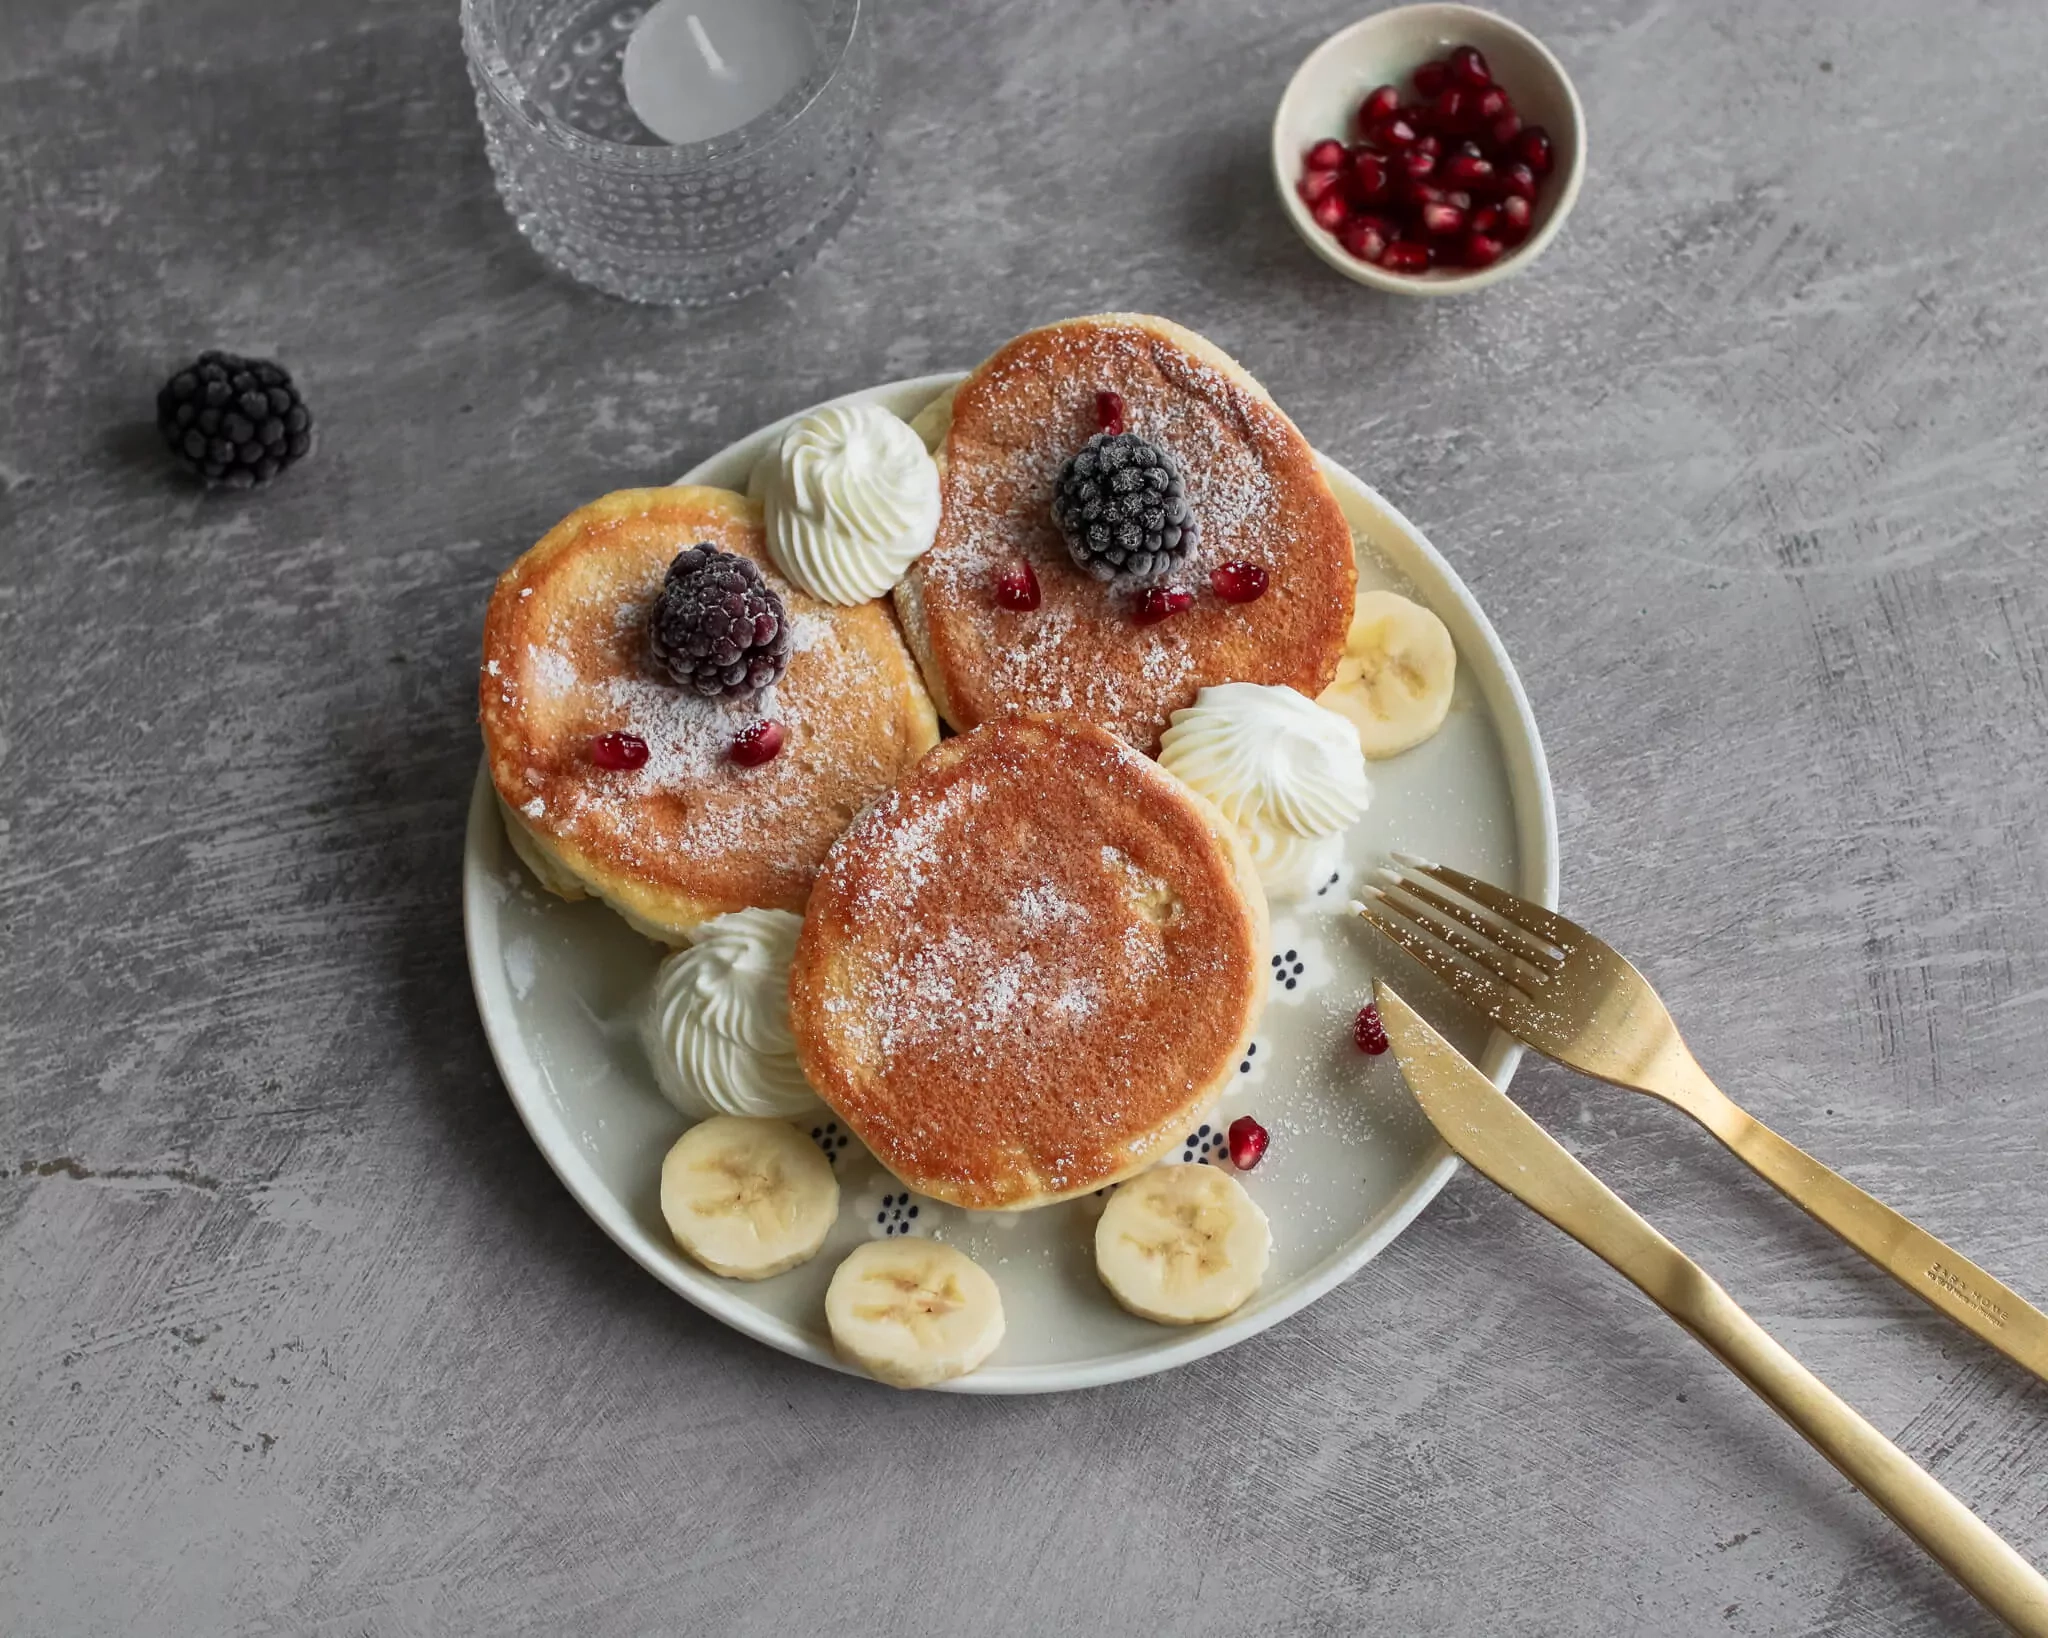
[1695,1090,2048,1385]
[1673,1274,2048,1637]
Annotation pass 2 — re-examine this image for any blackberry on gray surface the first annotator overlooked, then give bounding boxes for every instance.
[649,544,792,699]
[156,351,312,489]
[1050,432,1200,583]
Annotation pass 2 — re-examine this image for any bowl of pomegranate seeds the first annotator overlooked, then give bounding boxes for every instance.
[1273,4,1585,294]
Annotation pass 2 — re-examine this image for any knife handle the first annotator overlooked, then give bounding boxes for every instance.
[1668,1267,2048,1637]
[1690,1088,2048,1385]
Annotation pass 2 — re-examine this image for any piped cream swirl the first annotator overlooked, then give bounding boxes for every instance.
[1159,683,1370,900]
[1244,827,1348,903]
[639,909,826,1122]
[759,403,940,605]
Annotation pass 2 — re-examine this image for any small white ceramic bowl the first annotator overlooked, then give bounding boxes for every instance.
[1273,4,1586,296]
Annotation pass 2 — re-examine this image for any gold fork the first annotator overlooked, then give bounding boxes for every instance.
[1356,855,2048,1385]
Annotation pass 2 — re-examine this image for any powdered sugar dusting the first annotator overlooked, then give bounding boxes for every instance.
[529,644,576,699]
[486,506,922,913]
[913,319,1342,745]
[1015,877,1084,936]
[802,718,1260,1204]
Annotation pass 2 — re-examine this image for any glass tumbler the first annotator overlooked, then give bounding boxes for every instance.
[462,0,874,305]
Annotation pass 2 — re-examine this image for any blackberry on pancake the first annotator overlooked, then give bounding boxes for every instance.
[480,487,940,942]
[895,314,1357,752]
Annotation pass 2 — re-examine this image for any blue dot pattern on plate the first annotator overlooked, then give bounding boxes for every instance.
[1266,921,1331,1008]
[872,1191,924,1237]
[1234,1036,1269,1086]
[1165,1123,1229,1166]
[808,1119,853,1167]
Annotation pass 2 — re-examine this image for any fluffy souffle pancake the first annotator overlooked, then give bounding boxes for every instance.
[481,486,939,942]
[897,314,1357,752]
[789,713,1270,1211]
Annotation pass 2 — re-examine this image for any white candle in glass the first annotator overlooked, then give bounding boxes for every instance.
[622,0,816,145]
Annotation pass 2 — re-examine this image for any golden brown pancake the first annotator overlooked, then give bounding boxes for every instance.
[481,486,939,943]
[896,314,1356,753]
[789,713,1269,1211]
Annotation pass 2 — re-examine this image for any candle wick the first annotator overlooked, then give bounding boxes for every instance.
[684,14,738,82]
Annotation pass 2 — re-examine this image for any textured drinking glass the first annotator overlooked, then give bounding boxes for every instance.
[462,0,874,305]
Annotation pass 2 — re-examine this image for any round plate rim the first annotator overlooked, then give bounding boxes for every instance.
[462,368,1559,1393]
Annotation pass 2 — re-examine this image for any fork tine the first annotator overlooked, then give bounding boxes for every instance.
[1362,884,1533,991]
[1374,867,1564,972]
[1353,900,1523,1027]
[1393,852,1582,950]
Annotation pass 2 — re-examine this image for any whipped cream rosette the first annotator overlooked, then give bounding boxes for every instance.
[1158,682,1371,902]
[640,908,827,1122]
[754,402,941,605]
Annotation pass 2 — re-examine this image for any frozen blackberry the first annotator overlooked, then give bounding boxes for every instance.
[156,351,312,489]
[1050,432,1200,583]
[648,544,792,699]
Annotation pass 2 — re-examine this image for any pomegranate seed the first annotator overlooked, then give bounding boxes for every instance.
[995,563,1040,611]
[1442,151,1492,186]
[1419,200,1467,236]
[1414,133,1443,157]
[1133,585,1194,624]
[1445,189,1473,212]
[1471,202,1502,235]
[1227,1115,1270,1171]
[1342,211,1399,259]
[1515,125,1555,176]
[1485,111,1524,150]
[1357,84,1400,127]
[1347,149,1391,202]
[1460,231,1505,268]
[1095,390,1125,434]
[1499,193,1533,236]
[589,731,649,771]
[1398,148,1436,182]
[1396,102,1429,127]
[1370,116,1419,149]
[1306,138,1346,171]
[1380,240,1430,274]
[1498,161,1538,200]
[1473,86,1510,123]
[1430,87,1469,129]
[1399,178,1446,209]
[730,721,785,767]
[1412,59,1449,98]
[1448,45,1491,88]
[1297,167,1342,206]
[1209,561,1269,602]
[1338,218,1388,262]
[1354,1004,1391,1054]
[1311,190,1351,231]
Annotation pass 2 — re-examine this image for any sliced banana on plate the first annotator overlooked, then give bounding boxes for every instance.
[1317,588,1457,759]
[1095,1163,1271,1325]
[659,1115,839,1280]
[825,1239,1005,1388]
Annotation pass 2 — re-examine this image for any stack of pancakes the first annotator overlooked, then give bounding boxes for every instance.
[480,315,1357,1208]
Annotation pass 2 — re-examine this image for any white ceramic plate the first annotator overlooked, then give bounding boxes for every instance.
[463,371,1558,1393]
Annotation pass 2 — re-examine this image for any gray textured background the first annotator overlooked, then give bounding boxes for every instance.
[4,0,2045,1632]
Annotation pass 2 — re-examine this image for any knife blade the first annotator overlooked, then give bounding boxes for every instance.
[1375,980,1691,1293]
[1373,979,2048,1636]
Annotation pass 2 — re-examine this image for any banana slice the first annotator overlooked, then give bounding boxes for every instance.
[825,1239,1005,1388]
[1317,589,1457,759]
[1095,1164,1271,1325]
[658,1116,839,1280]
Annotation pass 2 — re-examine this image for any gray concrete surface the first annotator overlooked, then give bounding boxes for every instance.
[4,0,2046,1632]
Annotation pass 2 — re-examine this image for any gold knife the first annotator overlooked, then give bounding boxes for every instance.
[1376,981,2048,1637]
